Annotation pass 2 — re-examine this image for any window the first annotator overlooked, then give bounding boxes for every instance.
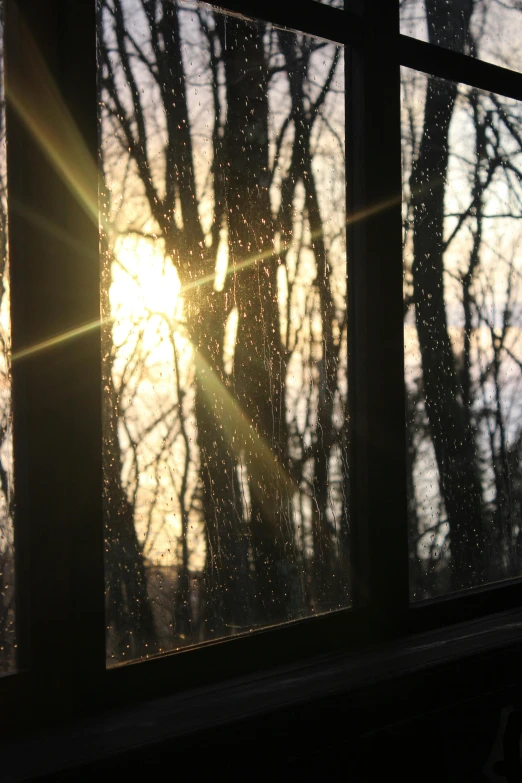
[98,1,349,664]
[404,72,522,597]
[2,0,522,738]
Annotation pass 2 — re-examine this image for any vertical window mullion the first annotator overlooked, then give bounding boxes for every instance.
[349,0,409,635]
[6,0,104,721]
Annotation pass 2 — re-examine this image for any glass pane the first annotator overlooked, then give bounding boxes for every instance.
[98,0,349,664]
[0,2,15,673]
[401,0,522,74]
[402,66,522,598]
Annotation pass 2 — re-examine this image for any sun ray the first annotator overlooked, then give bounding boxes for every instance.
[193,348,298,529]
[6,11,100,228]
[11,318,110,363]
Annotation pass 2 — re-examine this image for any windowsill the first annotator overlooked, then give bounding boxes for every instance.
[3,607,522,780]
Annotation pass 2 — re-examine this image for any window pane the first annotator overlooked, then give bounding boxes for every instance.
[402,66,522,598]
[0,2,15,674]
[401,0,522,74]
[98,0,349,664]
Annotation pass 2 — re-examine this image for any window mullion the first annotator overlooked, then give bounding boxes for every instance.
[401,34,522,101]
[349,0,409,635]
[5,0,104,722]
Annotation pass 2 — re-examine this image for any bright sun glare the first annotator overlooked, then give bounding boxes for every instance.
[111,235,181,322]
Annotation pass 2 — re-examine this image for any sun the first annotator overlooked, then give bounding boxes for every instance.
[111,234,181,323]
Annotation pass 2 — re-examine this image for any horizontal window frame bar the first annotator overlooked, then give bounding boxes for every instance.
[400,33,522,101]
[204,0,358,45]
[410,578,522,634]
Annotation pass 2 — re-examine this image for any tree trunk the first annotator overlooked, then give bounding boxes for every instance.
[223,18,299,624]
[411,0,486,589]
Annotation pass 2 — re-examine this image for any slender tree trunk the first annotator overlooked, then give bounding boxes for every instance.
[411,0,486,589]
[277,34,344,607]
[223,18,299,624]
[191,312,253,635]
[304,161,340,607]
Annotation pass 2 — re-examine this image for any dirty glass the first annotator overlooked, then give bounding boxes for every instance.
[400,0,522,75]
[98,0,349,665]
[402,67,522,598]
[0,2,16,674]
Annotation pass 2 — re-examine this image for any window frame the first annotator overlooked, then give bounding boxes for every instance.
[2,0,522,738]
